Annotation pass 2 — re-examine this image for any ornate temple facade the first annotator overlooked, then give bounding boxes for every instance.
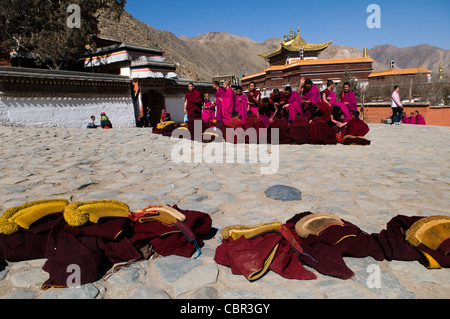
[242,28,374,95]
[258,27,332,65]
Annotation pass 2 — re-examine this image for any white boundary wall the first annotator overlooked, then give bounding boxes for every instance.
[0,96,135,128]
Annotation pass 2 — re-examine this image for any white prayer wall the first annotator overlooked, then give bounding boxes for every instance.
[0,96,135,129]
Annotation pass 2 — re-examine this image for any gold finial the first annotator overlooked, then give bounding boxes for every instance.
[290,27,293,39]
[297,27,300,35]
[363,47,368,58]
[283,34,286,41]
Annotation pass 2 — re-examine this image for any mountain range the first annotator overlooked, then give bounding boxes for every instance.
[97,9,449,82]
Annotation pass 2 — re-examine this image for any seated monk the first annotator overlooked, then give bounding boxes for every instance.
[289,115,310,145]
[299,79,321,121]
[329,105,347,134]
[268,112,291,145]
[223,112,246,144]
[402,112,411,124]
[270,89,287,117]
[308,105,337,145]
[342,111,371,146]
[415,111,427,125]
[258,98,277,128]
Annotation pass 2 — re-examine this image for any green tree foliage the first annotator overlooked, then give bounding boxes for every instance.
[0,0,126,70]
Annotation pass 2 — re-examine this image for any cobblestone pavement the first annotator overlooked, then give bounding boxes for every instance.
[0,124,449,299]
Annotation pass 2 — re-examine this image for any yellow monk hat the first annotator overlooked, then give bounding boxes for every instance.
[295,213,345,239]
[0,199,70,235]
[221,222,282,241]
[406,216,450,251]
[63,200,131,227]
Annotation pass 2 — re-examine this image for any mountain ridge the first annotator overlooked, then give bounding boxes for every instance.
[97,9,449,81]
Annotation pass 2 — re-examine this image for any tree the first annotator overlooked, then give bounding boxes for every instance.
[0,0,126,70]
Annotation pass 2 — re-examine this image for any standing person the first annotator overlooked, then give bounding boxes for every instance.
[221,80,235,125]
[184,82,203,121]
[213,81,224,128]
[391,86,403,125]
[235,86,248,124]
[340,82,358,113]
[246,81,261,115]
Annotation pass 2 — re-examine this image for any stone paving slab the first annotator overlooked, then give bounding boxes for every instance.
[0,124,449,299]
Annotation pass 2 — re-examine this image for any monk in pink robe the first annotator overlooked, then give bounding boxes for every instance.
[221,80,235,125]
[409,113,416,125]
[300,79,321,120]
[415,111,426,125]
[340,82,358,112]
[246,82,261,115]
[402,113,411,124]
[202,93,216,127]
[284,86,302,123]
[213,81,225,128]
[235,86,248,124]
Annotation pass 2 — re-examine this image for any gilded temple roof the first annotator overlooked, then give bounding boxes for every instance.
[259,28,332,60]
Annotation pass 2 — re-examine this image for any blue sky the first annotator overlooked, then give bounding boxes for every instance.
[124,0,450,49]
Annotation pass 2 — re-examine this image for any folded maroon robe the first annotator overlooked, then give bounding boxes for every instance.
[285,213,385,280]
[371,215,450,268]
[269,118,291,144]
[128,205,212,258]
[244,113,267,144]
[224,118,246,144]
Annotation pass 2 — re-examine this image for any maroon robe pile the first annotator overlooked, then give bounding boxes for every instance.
[268,117,291,144]
[244,112,267,144]
[128,205,212,258]
[289,115,310,145]
[285,213,385,280]
[371,215,450,269]
[0,215,142,289]
[309,107,337,145]
[223,117,246,144]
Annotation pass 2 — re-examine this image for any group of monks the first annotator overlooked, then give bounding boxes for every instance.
[179,79,371,145]
[402,111,427,125]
